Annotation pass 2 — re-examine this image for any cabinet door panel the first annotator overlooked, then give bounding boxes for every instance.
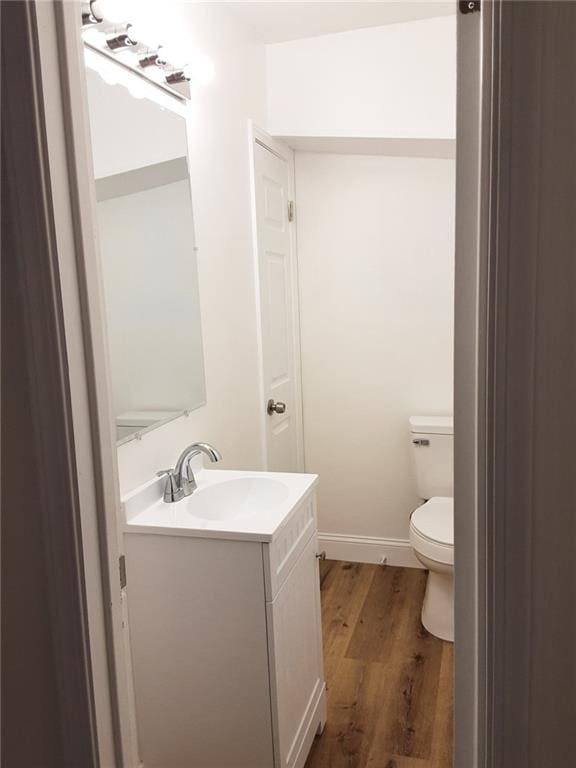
[263,494,316,600]
[267,533,325,768]
[125,534,274,768]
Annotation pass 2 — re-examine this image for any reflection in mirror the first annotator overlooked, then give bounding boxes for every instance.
[84,55,206,444]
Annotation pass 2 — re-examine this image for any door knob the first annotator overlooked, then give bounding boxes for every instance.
[267,399,286,415]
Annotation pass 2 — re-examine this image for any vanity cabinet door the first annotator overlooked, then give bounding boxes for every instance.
[266,532,326,768]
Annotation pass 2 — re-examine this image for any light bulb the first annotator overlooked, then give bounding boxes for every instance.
[83,0,104,25]
[157,44,180,67]
[125,23,139,46]
[125,22,159,50]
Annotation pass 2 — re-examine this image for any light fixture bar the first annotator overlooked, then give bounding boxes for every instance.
[84,42,190,102]
[80,7,192,100]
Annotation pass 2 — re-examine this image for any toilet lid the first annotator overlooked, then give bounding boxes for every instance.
[411,497,453,546]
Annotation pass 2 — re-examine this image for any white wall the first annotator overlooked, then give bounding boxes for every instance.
[267,15,456,139]
[113,3,267,494]
[296,152,455,540]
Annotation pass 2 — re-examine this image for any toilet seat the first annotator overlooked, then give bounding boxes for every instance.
[410,496,453,566]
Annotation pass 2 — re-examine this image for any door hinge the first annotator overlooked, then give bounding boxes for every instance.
[119,555,127,589]
[288,200,295,222]
[459,0,480,13]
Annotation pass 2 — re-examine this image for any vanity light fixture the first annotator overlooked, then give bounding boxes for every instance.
[80,3,215,100]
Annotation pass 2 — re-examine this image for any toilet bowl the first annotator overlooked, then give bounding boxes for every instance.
[408,415,454,642]
[409,496,454,642]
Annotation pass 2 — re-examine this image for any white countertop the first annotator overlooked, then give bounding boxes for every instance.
[122,468,318,543]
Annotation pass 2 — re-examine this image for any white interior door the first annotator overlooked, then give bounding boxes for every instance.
[253,134,303,472]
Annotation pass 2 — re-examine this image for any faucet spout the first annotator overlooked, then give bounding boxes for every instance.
[174,442,222,478]
[160,442,222,502]
[188,442,222,464]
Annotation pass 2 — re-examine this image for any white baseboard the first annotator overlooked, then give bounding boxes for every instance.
[317,532,423,568]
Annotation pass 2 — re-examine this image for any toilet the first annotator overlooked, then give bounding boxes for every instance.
[408,416,454,642]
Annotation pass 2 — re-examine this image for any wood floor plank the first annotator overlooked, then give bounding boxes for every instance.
[319,558,338,590]
[306,562,452,768]
[430,644,454,768]
[375,571,444,760]
[374,633,443,760]
[305,656,366,768]
[346,567,425,664]
[320,561,376,680]
[305,658,421,768]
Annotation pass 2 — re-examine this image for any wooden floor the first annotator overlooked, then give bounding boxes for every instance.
[305,561,453,768]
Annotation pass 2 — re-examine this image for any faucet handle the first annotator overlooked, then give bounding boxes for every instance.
[181,458,198,496]
[156,469,185,503]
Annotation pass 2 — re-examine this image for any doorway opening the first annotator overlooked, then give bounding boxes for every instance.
[40,1,489,766]
[250,8,457,764]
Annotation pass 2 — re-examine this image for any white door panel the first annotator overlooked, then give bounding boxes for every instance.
[253,137,303,471]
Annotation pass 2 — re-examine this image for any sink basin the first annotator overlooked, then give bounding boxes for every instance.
[184,477,290,521]
[123,468,318,541]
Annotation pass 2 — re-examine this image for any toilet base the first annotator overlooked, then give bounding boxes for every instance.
[421,567,454,642]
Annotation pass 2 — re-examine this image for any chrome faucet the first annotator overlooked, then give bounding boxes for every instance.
[158,442,222,503]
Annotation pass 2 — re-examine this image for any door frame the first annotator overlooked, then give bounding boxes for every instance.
[248,122,305,472]
[453,2,492,765]
[2,2,101,765]
[33,2,141,765]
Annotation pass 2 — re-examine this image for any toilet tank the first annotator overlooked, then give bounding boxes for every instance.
[409,416,454,499]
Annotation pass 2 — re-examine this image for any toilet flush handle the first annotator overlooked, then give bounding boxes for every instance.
[412,439,430,446]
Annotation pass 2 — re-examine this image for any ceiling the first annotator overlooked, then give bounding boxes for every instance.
[222,1,455,44]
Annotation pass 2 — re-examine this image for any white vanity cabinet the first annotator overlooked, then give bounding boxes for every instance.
[124,486,326,768]
[266,532,326,768]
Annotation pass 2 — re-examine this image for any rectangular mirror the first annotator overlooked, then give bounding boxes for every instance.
[84,52,206,444]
